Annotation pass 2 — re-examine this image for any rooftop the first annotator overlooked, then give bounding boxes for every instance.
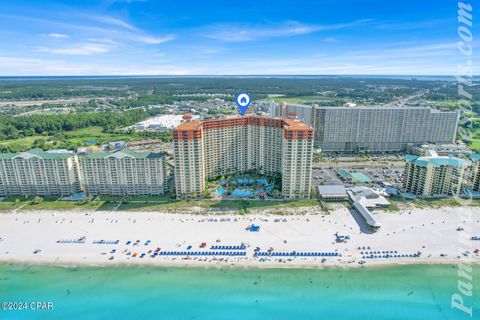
[353,201,381,228]
[317,185,347,196]
[283,118,312,130]
[174,115,312,131]
[471,154,480,161]
[286,103,459,113]
[405,150,470,169]
[174,120,203,131]
[0,148,76,160]
[82,148,166,159]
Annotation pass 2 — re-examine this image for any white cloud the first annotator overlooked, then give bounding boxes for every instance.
[93,15,138,31]
[0,52,474,76]
[37,42,115,55]
[46,33,68,39]
[204,19,373,42]
[0,56,90,75]
[1,12,175,59]
[376,19,450,31]
[0,56,199,76]
[135,34,175,44]
[323,37,340,43]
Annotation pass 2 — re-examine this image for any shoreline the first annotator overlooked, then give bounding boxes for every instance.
[0,257,476,270]
[0,205,479,270]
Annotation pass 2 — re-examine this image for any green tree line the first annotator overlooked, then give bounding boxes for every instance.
[0,108,165,140]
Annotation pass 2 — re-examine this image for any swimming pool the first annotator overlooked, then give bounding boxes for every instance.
[232,189,253,197]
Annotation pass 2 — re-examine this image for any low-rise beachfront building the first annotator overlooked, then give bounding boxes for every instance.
[80,148,168,196]
[346,187,387,229]
[403,150,471,197]
[0,149,82,197]
[317,185,348,202]
[173,115,314,198]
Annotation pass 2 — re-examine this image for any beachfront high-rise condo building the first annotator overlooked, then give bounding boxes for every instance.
[273,103,459,152]
[403,150,471,197]
[80,148,168,196]
[470,154,480,192]
[173,115,314,198]
[0,149,82,197]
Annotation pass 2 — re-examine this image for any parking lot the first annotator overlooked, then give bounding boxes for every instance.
[311,168,344,186]
[362,166,404,186]
[312,160,405,188]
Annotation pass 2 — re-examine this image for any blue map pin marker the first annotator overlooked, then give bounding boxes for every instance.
[235,92,251,115]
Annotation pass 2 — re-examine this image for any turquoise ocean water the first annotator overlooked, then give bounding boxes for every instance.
[0,264,478,320]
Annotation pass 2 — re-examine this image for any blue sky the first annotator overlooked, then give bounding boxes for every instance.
[0,0,474,75]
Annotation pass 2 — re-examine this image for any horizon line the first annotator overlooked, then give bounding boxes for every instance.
[0,74,459,78]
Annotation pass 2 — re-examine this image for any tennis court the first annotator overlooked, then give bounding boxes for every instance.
[350,172,371,183]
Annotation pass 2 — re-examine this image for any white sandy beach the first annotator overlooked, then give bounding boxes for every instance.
[0,206,479,268]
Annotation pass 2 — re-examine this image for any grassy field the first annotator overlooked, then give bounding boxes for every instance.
[0,135,48,150]
[426,100,459,108]
[0,202,25,211]
[465,126,480,152]
[0,197,117,212]
[0,196,323,213]
[118,198,323,213]
[64,126,146,145]
[410,198,480,208]
[468,140,480,152]
[0,126,154,151]
[22,201,116,211]
[1,195,478,213]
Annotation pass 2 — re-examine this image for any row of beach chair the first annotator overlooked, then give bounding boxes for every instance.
[210,245,246,250]
[255,251,339,257]
[363,253,420,259]
[56,239,85,244]
[158,251,246,256]
[361,250,398,255]
[93,240,119,245]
